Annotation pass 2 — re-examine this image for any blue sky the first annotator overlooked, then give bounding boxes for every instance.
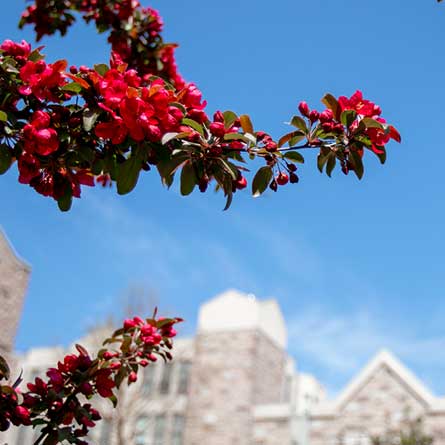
[1,0,445,396]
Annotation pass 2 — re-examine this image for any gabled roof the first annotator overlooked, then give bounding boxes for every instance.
[312,349,438,417]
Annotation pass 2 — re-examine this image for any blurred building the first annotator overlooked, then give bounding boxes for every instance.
[4,290,325,445]
[310,350,445,445]
[0,229,30,363]
[2,236,445,445]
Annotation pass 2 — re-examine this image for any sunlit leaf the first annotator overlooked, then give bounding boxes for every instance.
[252,166,273,197]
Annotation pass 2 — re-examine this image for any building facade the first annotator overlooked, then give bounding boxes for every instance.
[3,290,325,445]
[0,230,30,364]
[1,235,445,445]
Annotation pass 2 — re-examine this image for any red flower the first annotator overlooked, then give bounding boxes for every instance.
[23,111,59,156]
[95,117,128,144]
[19,59,67,101]
[18,152,40,184]
[338,90,382,118]
[95,369,115,398]
[0,40,31,61]
[120,96,157,141]
[47,368,64,390]
[13,406,31,425]
[99,70,128,108]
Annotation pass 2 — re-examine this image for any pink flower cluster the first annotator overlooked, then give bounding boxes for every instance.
[0,315,181,442]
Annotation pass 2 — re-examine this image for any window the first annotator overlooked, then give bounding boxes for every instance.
[142,366,155,394]
[171,415,185,445]
[177,362,191,395]
[135,415,150,445]
[159,363,172,394]
[153,414,166,445]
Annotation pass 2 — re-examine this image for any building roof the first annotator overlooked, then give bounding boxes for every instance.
[197,289,287,348]
[312,349,441,417]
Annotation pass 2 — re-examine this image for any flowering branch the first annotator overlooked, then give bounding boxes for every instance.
[0,0,401,211]
[0,314,181,444]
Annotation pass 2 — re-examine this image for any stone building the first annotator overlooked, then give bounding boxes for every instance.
[2,237,445,445]
[310,350,445,445]
[0,229,30,363]
[3,290,325,445]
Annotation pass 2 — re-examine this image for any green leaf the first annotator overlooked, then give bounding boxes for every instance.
[252,166,273,197]
[57,190,73,212]
[62,83,83,94]
[373,147,387,165]
[290,116,307,132]
[0,144,12,174]
[278,130,305,148]
[289,132,306,146]
[83,108,99,132]
[94,63,109,76]
[182,118,204,136]
[317,150,330,173]
[0,355,10,381]
[239,114,254,134]
[283,151,305,164]
[157,153,188,187]
[0,111,7,122]
[161,132,190,145]
[326,152,336,177]
[224,132,247,142]
[321,93,341,120]
[223,191,233,211]
[223,110,238,129]
[161,132,179,145]
[108,394,118,408]
[116,150,143,195]
[180,162,197,195]
[361,117,384,129]
[218,159,239,180]
[349,150,364,179]
[28,49,45,62]
[340,109,357,128]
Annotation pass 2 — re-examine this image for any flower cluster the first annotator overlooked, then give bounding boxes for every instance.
[0,315,181,443]
[19,0,185,88]
[0,2,401,212]
[0,35,400,211]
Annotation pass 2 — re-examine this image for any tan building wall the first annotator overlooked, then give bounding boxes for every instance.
[0,231,30,364]
[310,353,445,445]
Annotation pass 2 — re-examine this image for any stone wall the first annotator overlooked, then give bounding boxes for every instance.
[310,364,432,445]
[253,418,292,445]
[0,232,29,364]
[184,329,287,445]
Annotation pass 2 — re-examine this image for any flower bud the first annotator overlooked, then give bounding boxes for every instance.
[276,172,289,186]
[235,176,247,190]
[213,111,225,123]
[289,172,299,183]
[298,101,310,117]
[309,110,319,124]
[319,109,334,123]
[209,122,226,138]
[128,372,138,383]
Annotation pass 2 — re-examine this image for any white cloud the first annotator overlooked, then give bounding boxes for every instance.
[287,305,445,396]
